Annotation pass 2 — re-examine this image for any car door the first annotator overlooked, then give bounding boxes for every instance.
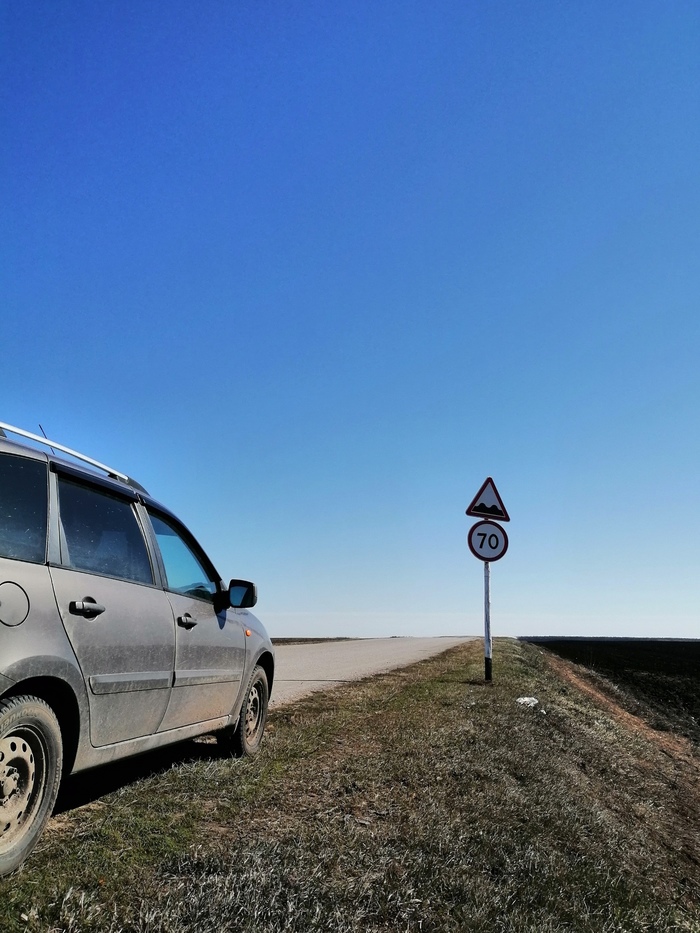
[145,507,246,733]
[49,471,176,747]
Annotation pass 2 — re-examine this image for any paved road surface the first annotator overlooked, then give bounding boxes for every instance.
[269,637,474,708]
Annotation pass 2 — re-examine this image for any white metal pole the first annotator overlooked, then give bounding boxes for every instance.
[484,560,492,681]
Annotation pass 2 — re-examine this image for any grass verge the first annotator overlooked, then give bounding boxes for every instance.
[1,639,698,932]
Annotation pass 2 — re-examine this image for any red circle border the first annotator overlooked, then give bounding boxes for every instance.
[467,520,509,562]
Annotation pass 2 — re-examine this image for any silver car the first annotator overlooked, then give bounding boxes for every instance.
[0,423,274,875]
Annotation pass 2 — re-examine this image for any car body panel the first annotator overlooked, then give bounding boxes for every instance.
[157,593,246,732]
[49,566,176,746]
[0,558,83,683]
[70,713,233,771]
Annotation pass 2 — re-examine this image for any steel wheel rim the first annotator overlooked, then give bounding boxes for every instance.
[245,683,263,743]
[0,727,46,853]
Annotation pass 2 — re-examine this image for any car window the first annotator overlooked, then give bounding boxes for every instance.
[148,511,217,602]
[0,453,48,563]
[57,477,154,585]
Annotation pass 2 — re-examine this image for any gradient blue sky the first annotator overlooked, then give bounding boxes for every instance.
[2,2,699,639]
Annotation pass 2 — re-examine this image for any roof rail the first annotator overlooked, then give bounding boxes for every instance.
[0,422,147,493]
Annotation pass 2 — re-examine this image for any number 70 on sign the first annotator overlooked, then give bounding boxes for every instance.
[467,520,508,561]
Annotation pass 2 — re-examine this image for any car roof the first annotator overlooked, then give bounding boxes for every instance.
[0,429,149,497]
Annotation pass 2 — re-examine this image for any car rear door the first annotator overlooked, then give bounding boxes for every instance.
[49,469,176,747]
[144,507,246,733]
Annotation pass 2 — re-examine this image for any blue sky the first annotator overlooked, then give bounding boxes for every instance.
[2,1,699,639]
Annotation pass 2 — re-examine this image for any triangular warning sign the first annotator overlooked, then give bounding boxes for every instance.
[466,477,510,522]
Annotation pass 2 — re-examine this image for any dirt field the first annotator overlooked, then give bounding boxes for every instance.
[523,637,700,745]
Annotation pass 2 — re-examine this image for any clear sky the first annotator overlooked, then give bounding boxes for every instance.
[2,2,699,639]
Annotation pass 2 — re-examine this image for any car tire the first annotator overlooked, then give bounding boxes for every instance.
[0,695,63,877]
[219,666,269,758]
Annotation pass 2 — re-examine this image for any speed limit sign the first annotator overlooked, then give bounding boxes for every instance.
[467,520,508,562]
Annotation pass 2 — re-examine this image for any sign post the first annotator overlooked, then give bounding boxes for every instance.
[466,478,510,683]
[484,561,491,682]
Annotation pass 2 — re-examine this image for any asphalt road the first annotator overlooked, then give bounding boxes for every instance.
[269,636,474,708]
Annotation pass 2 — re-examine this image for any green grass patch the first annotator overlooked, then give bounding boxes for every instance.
[1,639,698,932]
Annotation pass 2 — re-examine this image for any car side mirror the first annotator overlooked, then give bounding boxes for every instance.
[228,579,257,609]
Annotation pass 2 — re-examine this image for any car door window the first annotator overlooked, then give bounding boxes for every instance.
[148,511,217,602]
[58,477,154,585]
[0,454,48,563]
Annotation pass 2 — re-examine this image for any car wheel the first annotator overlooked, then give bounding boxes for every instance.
[0,696,63,877]
[219,666,269,758]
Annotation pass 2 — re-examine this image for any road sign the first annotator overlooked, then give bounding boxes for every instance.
[465,478,510,684]
[467,520,509,562]
[466,477,510,522]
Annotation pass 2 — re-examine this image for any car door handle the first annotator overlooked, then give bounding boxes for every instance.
[177,613,197,629]
[69,600,106,617]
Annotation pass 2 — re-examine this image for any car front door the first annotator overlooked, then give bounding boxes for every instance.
[145,508,246,733]
[49,472,175,747]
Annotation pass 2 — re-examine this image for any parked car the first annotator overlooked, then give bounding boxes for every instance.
[0,423,274,875]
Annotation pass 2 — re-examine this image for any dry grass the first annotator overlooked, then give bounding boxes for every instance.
[1,639,699,932]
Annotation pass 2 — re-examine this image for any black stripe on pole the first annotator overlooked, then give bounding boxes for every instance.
[485,656,492,682]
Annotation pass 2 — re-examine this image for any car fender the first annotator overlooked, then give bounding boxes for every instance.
[1,653,91,767]
[227,608,274,720]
